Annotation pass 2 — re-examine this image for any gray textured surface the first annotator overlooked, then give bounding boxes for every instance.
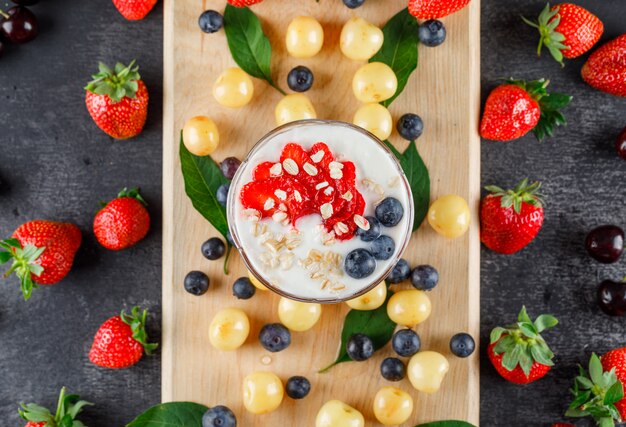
[0,0,624,426]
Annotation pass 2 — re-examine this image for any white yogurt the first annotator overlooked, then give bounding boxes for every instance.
[228,120,414,303]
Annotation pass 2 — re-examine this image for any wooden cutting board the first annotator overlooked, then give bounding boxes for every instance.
[163,1,481,425]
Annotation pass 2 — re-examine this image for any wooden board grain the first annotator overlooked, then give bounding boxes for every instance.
[163,1,481,425]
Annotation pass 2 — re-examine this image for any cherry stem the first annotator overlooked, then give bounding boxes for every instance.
[0,10,9,20]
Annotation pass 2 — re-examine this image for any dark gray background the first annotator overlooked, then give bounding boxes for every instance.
[0,1,624,426]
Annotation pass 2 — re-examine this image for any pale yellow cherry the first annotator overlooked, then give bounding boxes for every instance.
[278,297,322,332]
[340,17,384,61]
[346,281,387,311]
[242,371,284,414]
[373,386,414,425]
[315,400,365,427]
[386,289,432,327]
[275,94,317,126]
[248,271,268,291]
[427,194,471,238]
[209,308,250,351]
[353,103,392,140]
[212,67,254,108]
[352,62,397,103]
[407,351,450,394]
[182,116,219,156]
[286,16,324,58]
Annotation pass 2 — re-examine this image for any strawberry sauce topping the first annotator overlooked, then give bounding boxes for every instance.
[240,142,366,240]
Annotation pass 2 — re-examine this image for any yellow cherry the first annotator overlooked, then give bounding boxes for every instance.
[407,351,450,394]
[315,400,365,427]
[286,16,324,58]
[340,17,384,61]
[386,289,432,327]
[346,281,387,311]
[353,103,393,140]
[275,94,317,126]
[242,371,284,414]
[212,67,254,108]
[427,194,471,238]
[372,386,414,425]
[278,297,322,332]
[182,116,219,156]
[209,308,250,351]
[352,62,397,103]
[248,271,269,291]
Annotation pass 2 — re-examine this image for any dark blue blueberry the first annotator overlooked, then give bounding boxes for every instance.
[184,271,210,296]
[386,259,411,284]
[287,66,314,93]
[344,249,377,279]
[370,235,395,260]
[198,10,224,34]
[419,20,446,47]
[217,183,230,206]
[410,265,439,291]
[343,0,365,8]
[391,329,420,357]
[232,277,255,300]
[380,357,406,381]
[202,405,236,427]
[286,376,311,399]
[396,113,424,141]
[375,197,404,227]
[259,323,291,352]
[346,333,374,361]
[355,215,381,242]
[450,333,475,358]
[220,156,241,179]
[201,237,226,260]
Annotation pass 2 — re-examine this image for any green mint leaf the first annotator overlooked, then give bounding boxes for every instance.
[534,314,558,332]
[414,422,477,427]
[370,8,419,107]
[126,402,209,427]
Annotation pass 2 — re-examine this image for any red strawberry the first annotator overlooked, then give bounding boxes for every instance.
[551,424,576,427]
[112,0,157,20]
[85,60,149,139]
[227,0,264,7]
[0,220,81,300]
[480,79,572,141]
[488,306,558,384]
[19,387,92,427]
[480,179,544,254]
[89,306,157,369]
[582,34,626,97]
[94,188,150,250]
[253,161,275,181]
[523,3,603,65]
[408,0,471,19]
[602,348,626,420]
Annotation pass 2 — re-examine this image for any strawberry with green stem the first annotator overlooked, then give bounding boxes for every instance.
[19,387,92,427]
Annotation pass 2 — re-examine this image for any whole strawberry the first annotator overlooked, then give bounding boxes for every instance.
[522,3,603,65]
[488,306,558,384]
[582,34,626,97]
[552,424,576,427]
[94,188,150,250]
[85,60,149,139]
[481,179,544,254]
[0,220,81,300]
[113,0,157,20]
[408,0,471,19]
[480,78,572,141]
[89,306,157,369]
[227,0,264,7]
[19,387,92,427]
[566,352,624,426]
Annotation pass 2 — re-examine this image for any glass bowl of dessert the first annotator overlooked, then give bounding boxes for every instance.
[227,119,414,303]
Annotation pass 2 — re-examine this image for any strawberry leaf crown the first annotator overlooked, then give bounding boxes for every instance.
[0,238,45,301]
[566,353,624,426]
[522,3,569,66]
[484,178,545,214]
[85,60,141,103]
[490,306,558,377]
[121,306,158,355]
[19,387,93,427]
[117,187,148,206]
[508,78,572,141]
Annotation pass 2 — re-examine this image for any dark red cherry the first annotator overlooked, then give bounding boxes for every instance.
[0,39,4,58]
[617,126,626,161]
[598,279,626,316]
[11,0,40,5]
[585,225,624,264]
[0,6,39,44]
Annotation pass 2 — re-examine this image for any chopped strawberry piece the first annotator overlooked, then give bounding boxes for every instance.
[253,161,275,181]
[308,142,334,168]
[280,143,311,168]
[240,181,279,217]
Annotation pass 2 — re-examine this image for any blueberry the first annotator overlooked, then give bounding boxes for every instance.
[220,156,241,180]
[392,329,420,357]
[380,357,406,381]
[419,20,446,47]
[386,259,411,284]
[346,333,374,361]
[198,10,224,34]
[232,277,255,300]
[201,237,226,260]
[226,231,235,246]
[375,197,404,227]
[184,271,210,296]
[355,215,381,242]
[344,249,377,279]
[410,265,439,291]
[202,405,236,427]
[287,66,314,93]
[259,323,291,352]
[370,235,395,260]
[343,0,365,8]
[217,183,230,206]
[396,113,424,141]
[450,333,475,358]
[286,376,311,399]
